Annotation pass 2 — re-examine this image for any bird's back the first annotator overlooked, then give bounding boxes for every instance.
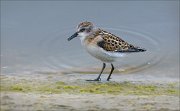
[94,29,146,53]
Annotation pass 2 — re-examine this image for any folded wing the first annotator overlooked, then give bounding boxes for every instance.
[97,29,146,53]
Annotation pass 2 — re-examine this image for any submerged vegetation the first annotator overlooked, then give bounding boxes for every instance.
[0,77,179,96]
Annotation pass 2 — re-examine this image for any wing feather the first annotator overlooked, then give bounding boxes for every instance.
[96,29,146,52]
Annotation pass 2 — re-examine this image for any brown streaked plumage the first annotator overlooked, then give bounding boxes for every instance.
[77,21,93,29]
[86,28,145,52]
[68,21,146,81]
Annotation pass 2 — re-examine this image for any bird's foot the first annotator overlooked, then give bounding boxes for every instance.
[86,78,101,81]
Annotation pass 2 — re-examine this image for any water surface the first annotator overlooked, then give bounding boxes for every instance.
[1,1,179,82]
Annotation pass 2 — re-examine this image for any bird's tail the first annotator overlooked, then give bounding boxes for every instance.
[134,47,146,52]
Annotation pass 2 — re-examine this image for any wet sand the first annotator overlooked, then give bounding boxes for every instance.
[1,92,179,111]
[0,73,179,111]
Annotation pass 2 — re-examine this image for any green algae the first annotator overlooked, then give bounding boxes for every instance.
[0,78,179,96]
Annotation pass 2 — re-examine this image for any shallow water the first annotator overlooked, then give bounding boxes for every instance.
[1,1,179,81]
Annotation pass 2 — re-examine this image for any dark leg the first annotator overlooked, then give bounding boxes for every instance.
[86,63,106,81]
[107,63,114,81]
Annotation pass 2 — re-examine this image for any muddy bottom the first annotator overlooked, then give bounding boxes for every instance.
[0,73,179,111]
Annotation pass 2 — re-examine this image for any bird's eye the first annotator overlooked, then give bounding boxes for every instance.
[79,28,85,32]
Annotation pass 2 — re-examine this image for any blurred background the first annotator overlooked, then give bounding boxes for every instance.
[1,1,179,81]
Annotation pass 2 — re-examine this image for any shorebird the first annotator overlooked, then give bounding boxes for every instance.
[68,21,146,81]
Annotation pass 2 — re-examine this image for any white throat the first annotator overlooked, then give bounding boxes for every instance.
[78,32,89,43]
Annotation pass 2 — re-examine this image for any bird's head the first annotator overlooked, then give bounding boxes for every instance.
[68,21,94,41]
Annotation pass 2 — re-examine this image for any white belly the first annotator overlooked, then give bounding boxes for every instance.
[84,45,124,63]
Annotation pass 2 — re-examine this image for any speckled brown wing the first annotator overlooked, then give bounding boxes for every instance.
[97,30,146,52]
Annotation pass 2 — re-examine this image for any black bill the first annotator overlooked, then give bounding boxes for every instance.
[67,32,78,41]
